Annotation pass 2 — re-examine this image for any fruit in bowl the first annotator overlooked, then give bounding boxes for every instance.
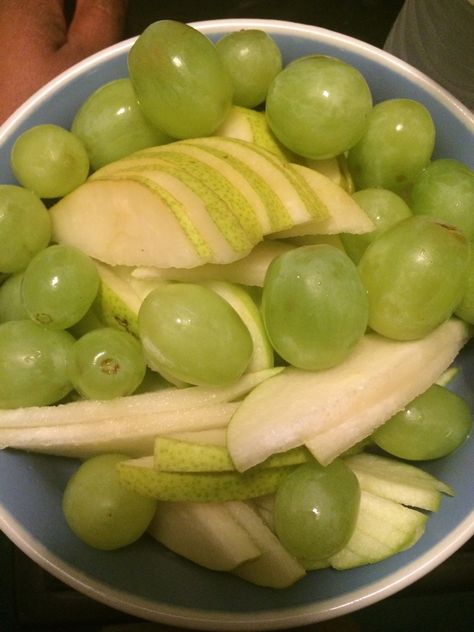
[0,17,473,630]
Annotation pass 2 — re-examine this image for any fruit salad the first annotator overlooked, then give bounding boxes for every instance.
[0,20,473,590]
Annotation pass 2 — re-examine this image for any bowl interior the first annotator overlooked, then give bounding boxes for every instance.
[0,19,473,630]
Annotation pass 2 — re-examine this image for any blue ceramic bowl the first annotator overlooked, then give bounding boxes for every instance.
[0,19,473,630]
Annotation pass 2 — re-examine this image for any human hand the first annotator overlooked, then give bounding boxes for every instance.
[0,0,128,124]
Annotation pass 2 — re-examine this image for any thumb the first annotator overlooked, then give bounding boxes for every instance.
[66,0,128,57]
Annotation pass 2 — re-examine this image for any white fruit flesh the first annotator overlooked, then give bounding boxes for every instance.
[227,319,470,471]
[148,500,261,571]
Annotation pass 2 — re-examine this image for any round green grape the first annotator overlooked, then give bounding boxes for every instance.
[0,319,74,408]
[128,20,233,138]
[11,124,89,198]
[0,185,51,274]
[62,453,157,550]
[455,240,474,324]
[348,98,435,192]
[72,78,172,171]
[22,244,100,330]
[274,459,360,561]
[373,384,472,460]
[138,283,253,386]
[358,215,469,340]
[215,29,282,108]
[341,188,412,263]
[262,245,369,370]
[410,159,474,241]
[68,328,147,400]
[265,55,372,159]
[0,272,28,322]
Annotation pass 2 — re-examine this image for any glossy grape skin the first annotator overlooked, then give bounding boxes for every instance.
[455,241,474,324]
[10,124,89,198]
[72,78,172,171]
[128,20,233,138]
[262,245,369,370]
[410,159,474,241]
[265,55,372,159]
[341,188,412,264]
[21,245,100,330]
[358,215,469,340]
[0,272,28,322]
[0,320,74,408]
[62,454,157,550]
[68,328,147,400]
[373,384,472,460]
[138,283,253,386]
[215,29,282,108]
[274,459,360,561]
[348,98,435,192]
[0,185,51,274]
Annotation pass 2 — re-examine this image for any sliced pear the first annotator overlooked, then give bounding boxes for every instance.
[153,436,310,472]
[327,490,427,570]
[214,105,296,162]
[117,455,295,502]
[203,280,273,372]
[167,427,228,447]
[227,319,470,471]
[148,500,261,571]
[305,154,354,193]
[226,500,306,588]
[132,239,294,287]
[270,163,374,238]
[344,452,453,511]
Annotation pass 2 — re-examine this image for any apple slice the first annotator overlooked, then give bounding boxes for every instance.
[148,500,261,571]
[227,319,470,471]
[327,490,427,570]
[344,452,454,511]
[117,455,295,502]
[226,500,306,588]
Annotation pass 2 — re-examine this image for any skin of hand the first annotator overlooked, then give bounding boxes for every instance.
[0,0,128,124]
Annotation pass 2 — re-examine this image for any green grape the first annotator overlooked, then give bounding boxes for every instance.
[348,98,435,192]
[71,78,172,171]
[358,215,469,340]
[455,241,474,324]
[128,20,233,139]
[62,453,157,550]
[0,272,28,321]
[373,384,472,460]
[215,29,282,108]
[410,159,474,241]
[265,55,372,159]
[22,244,100,330]
[138,283,253,386]
[68,328,147,400]
[0,185,51,274]
[10,124,89,198]
[0,319,74,408]
[341,188,412,263]
[262,245,369,370]
[274,459,360,561]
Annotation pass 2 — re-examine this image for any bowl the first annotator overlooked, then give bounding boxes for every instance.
[0,18,473,631]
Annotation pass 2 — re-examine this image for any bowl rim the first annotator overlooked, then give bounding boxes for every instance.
[0,17,473,631]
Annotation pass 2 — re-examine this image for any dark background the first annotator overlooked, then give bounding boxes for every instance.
[1,1,473,631]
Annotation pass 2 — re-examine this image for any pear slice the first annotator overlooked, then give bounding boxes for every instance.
[327,490,427,570]
[305,154,354,193]
[226,500,306,588]
[167,427,228,447]
[214,105,296,162]
[148,500,261,571]
[270,163,374,238]
[116,455,295,502]
[153,436,310,472]
[132,239,294,288]
[344,453,454,511]
[227,319,470,471]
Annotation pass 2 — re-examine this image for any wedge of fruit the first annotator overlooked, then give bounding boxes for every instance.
[227,319,470,471]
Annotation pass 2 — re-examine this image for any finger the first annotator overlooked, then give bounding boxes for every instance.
[66,0,128,57]
[1,0,68,51]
